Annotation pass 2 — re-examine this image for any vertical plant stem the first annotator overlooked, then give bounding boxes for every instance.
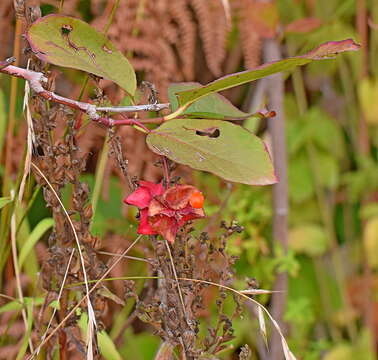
[370,1,378,77]
[89,0,121,230]
[356,0,370,154]
[90,134,109,231]
[356,0,368,77]
[59,0,65,12]
[263,39,288,360]
[103,0,120,35]
[3,17,22,194]
[357,2,375,355]
[0,16,23,289]
[164,240,188,322]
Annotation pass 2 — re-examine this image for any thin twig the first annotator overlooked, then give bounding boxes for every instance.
[0,62,169,127]
[164,240,188,323]
[96,250,148,262]
[97,103,169,113]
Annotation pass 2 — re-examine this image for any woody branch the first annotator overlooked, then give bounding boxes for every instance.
[0,57,170,127]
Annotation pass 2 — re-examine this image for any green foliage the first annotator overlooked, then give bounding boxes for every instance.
[0,197,12,210]
[147,119,276,185]
[98,331,123,360]
[27,15,136,95]
[173,39,359,109]
[18,217,54,268]
[289,224,328,256]
[168,82,254,120]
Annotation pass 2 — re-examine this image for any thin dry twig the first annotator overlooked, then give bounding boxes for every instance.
[164,239,188,323]
[0,61,170,127]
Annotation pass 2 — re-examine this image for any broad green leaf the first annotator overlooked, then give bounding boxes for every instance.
[173,39,359,110]
[168,82,257,120]
[147,119,276,185]
[0,197,12,210]
[98,331,122,360]
[18,218,54,268]
[98,286,125,306]
[79,312,122,360]
[27,15,136,95]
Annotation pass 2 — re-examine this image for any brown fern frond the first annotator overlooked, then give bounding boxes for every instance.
[0,2,14,58]
[233,0,262,69]
[239,21,261,69]
[169,0,196,80]
[190,0,228,77]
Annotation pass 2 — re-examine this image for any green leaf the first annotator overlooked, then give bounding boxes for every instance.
[18,218,54,268]
[147,119,276,185]
[97,286,125,306]
[48,300,60,310]
[0,297,44,314]
[173,39,360,110]
[0,300,22,314]
[98,331,123,360]
[168,82,257,120]
[0,197,12,210]
[27,15,136,95]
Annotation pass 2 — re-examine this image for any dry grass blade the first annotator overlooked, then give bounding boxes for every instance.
[220,0,231,29]
[18,59,34,203]
[30,163,96,358]
[10,190,34,355]
[164,239,188,323]
[75,274,297,359]
[257,306,268,348]
[28,235,143,360]
[36,249,75,356]
[240,289,282,295]
[177,277,297,360]
[97,250,148,262]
